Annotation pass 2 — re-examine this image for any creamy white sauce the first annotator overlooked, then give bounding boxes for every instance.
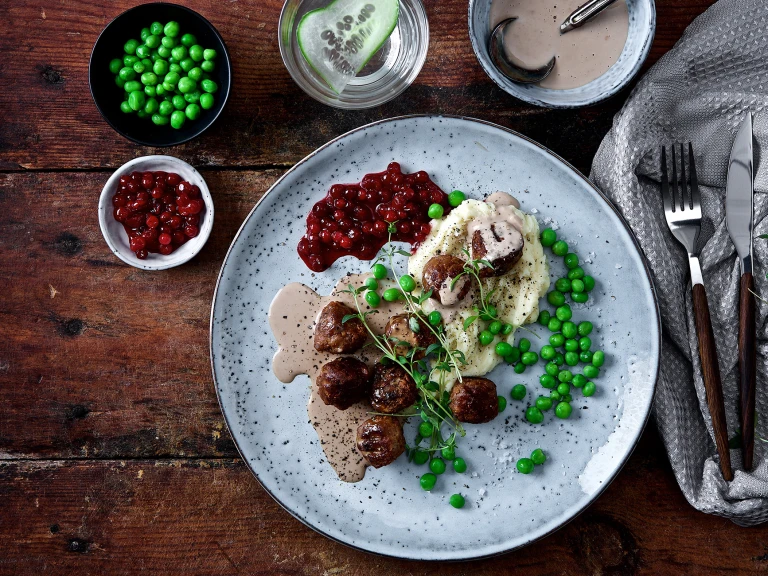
[467,192,525,262]
[439,275,469,306]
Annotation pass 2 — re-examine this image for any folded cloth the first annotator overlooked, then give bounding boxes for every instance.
[591,0,768,525]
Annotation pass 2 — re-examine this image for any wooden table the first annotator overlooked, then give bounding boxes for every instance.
[2,0,765,573]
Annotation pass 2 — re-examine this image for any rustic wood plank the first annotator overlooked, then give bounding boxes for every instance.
[0,0,717,173]
[1,430,766,575]
[0,170,281,459]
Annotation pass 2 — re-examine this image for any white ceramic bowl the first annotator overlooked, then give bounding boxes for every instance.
[468,0,656,108]
[98,155,214,270]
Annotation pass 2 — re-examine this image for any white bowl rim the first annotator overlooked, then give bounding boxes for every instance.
[98,155,214,271]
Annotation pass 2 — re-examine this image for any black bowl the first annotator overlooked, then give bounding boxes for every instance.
[89,3,231,147]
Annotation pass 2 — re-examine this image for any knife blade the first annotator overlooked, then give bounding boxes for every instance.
[726,111,756,471]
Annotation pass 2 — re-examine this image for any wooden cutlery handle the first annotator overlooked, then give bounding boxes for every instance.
[692,283,733,481]
[739,272,757,471]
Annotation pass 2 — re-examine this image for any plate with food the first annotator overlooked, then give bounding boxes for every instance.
[210,115,659,560]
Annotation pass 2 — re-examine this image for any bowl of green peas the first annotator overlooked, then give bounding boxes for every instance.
[89,3,231,146]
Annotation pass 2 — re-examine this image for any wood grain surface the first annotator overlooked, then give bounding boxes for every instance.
[4,0,766,574]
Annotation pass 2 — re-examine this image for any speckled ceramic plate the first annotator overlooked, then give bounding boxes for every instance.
[210,115,660,560]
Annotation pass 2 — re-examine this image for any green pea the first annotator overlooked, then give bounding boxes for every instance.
[136,109,149,119]
[372,263,387,279]
[504,347,521,364]
[430,458,446,475]
[517,338,530,352]
[124,38,140,55]
[448,190,466,207]
[555,402,573,419]
[554,352,565,365]
[548,317,562,332]
[555,278,572,293]
[140,27,152,41]
[141,57,153,68]
[561,321,577,339]
[188,66,203,81]
[583,365,600,379]
[420,473,437,491]
[427,311,442,326]
[556,306,572,322]
[531,449,546,465]
[109,58,123,74]
[135,45,151,59]
[153,60,169,76]
[170,110,186,129]
[547,290,565,307]
[358,277,377,291]
[201,78,218,93]
[157,45,171,59]
[549,333,565,347]
[177,58,194,73]
[572,292,589,303]
[123,54,139,67]
[382,288,401,302]
[514,362,526,374]
[119,66,136,81]
[203,48,217,61]
[150,21,164,35]
[480,306,497,321]
[572,374,587,388]
[487,321,500,335]
[564,351,579,366]
[556,382,570,395]
[158,100,174,116]
[592,351,605,367]
[564,339,578,352]
[172,94,186,110]
[545,362,559,376]
[552,240,568,257]
[364,291,380,308]
[120,100,132,114]
[133,61,146,74]
[495,342,513,357]
[538,310,551,326]
[521,351,538,365]
[525,406,543,424]
[498,396,507,412]
[163,71,180,86]
[576,321,592,337]
[478,330,494,346]
[143,97,159,115]
[144,33,160,49]
[178,77,196,94]
[535,396,553,411]
[501,323,514,336]
[558,370,572,383]
[516,457,534,474]
[140,72,158,86]
[550,391,561,401]
[564,253,579,269]
[413,449,429,465]
[578,337,591,351]
[201,60,216,73]
[200,93,215,110]
[539,374,556,389]
[427,203,444,219]
[571,278,585,294]
[540,228,556,247]
[540,345,556,360]
[164,21,180,38]
[449,494,465,509]
[453,458,467,473]
[580,350,593,363]
[169,62,183,74]
[583,276,595,292]
[171,45,188,61]
[583,382,596,397]
[127,90,145,111]
[567,266,585,280]
[189,44,204,62]
[123,80,141,92]
[399,275,416,292]
[174,32,194,47]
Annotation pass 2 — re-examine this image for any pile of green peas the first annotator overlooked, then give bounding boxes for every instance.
[109,21,219,129]
[516,448,546,474]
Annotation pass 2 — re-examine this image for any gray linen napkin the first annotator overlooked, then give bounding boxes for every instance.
[591,0,768,525]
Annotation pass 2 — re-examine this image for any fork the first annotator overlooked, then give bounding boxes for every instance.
[661,143,733,481]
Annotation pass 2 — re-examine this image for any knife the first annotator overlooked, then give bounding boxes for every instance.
[726,111,756,471]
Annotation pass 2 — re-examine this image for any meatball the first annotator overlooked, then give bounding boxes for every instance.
[449,377,498,424]
[316,357,371,410]
[422,255,471,305]
[356,415,406,468]
[314,301,367,354]
[471,223,524,277]
[384,314,437,359]
[370,363,418,414]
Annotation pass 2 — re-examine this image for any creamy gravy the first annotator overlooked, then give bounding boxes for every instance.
[489,0,629,90]
[269,274,400,483]
[468,191,525,262]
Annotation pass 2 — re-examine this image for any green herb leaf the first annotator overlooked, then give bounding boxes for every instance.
[409,316,421,333]
[463,315,479,329]
[341,314,358,324]
[425,343,442,357]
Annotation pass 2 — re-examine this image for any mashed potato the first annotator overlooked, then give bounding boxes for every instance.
[408,196,549,385]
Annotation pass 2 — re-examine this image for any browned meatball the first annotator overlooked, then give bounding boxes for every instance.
[316,357,371,410]
[356,415,406,468]
[471,224,525,277]
[314,301,367,354]
[384,314,437,359]
[370,363,418,414]
[422,255,471,305]
[449,377,498,424]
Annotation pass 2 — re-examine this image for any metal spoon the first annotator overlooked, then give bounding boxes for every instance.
[489,0,621,84]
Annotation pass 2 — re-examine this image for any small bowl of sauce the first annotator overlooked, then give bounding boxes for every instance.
[468,0,656,107]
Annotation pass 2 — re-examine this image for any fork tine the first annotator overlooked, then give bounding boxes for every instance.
[660,146,672,214]
[688,142,701,211]
[679,143,688,211]
[671,144,678,212]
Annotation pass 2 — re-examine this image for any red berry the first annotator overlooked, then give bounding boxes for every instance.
[184,225,199,238]
[185,214,199,226]
[158,233,172,245]
[146,214,159,228]
[166,173,181,186]
[158,243,173,255]
[129,237,146,252]
[135,249,148,259]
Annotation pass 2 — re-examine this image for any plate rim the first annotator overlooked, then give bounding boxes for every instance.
[209,114,661,561]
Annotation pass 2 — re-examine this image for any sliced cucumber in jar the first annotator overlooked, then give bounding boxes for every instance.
[297,0,400,94]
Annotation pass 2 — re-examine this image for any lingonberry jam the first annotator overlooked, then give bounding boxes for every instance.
[297,162,450,272]
[112,170,204,259]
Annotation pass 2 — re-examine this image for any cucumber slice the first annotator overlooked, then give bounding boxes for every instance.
[297,0,400,95]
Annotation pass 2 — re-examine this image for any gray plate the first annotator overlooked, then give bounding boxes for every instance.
[210,115,660,560]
